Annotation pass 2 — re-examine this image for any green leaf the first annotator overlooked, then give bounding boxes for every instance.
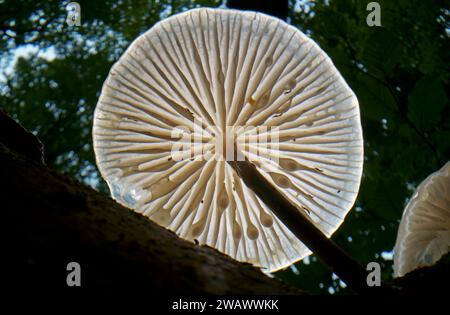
[353,74,397,121]
[408,77,447,129]
[361,28,402,77]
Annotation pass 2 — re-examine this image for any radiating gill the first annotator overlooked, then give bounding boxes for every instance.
[269,172,292,188]
[279,157,299,171]
[217,183,229,210]
[233,172,260,240]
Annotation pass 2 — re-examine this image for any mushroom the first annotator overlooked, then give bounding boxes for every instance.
[393,161,450,277]
[93,8,363,273]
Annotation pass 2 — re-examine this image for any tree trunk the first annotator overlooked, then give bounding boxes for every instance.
[0,110,303,296]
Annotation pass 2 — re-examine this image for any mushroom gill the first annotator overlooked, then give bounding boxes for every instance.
[93,8,363,272]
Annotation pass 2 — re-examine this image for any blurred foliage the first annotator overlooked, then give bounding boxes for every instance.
[0,0,449,294]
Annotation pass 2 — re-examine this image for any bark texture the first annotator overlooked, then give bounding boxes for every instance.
[1,110,302,296]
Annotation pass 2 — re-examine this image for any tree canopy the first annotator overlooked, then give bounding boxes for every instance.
[1,0,448,294]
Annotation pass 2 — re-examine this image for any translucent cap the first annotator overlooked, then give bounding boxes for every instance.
[394,161,450,277]
[93,8,363,272]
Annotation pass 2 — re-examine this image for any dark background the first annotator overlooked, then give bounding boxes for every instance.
[0,0,448,294]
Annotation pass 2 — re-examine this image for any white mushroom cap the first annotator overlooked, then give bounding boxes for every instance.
[393,161,450,277]
[93,8,363,272]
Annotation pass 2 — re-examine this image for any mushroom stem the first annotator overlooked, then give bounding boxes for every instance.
[228,158,376,294]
